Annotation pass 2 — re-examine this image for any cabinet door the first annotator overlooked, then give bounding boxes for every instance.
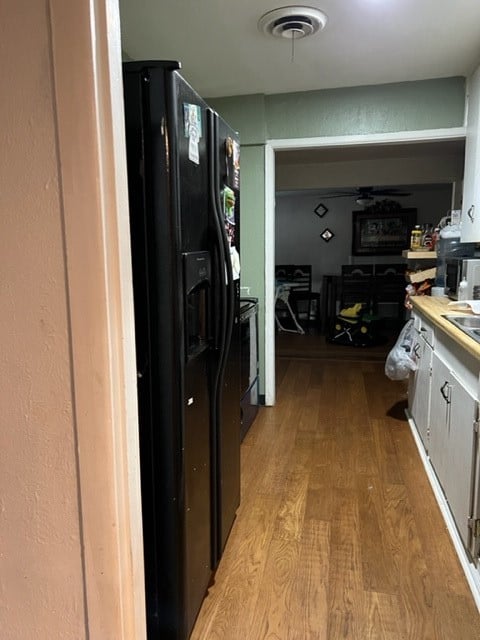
[445,370,478,549]
[429,353,451,492]
[429,354,479,550]
[409,335,432,448]
[462,64,480,242]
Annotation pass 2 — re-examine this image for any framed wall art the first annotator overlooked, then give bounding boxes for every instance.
[352,208,417,256]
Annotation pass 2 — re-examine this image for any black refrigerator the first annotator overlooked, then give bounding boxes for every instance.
[122,61,241,640]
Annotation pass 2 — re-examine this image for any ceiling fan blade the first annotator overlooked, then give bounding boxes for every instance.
[321,186,411,199]
[321,192,356,199]
[370,188,411,196]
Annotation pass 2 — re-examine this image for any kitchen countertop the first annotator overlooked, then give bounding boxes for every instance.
[411,295,480,360]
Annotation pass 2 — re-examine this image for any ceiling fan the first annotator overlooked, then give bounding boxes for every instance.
[321,186,411,206]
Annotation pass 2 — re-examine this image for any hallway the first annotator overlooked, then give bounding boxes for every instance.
[191,356,480,639]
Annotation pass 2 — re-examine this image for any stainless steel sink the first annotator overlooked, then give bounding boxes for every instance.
[443,314,480,343]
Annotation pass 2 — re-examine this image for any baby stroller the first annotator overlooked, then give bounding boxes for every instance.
[328,303,380,347]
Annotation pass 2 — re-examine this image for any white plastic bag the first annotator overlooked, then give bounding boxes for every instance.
[385,319,418,380]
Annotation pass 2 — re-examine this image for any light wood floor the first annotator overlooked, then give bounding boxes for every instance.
[191,353,480,639]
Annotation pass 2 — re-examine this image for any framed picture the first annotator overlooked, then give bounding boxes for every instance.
[352,208,417,256]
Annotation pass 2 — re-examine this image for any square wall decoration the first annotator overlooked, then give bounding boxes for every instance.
[314,203,328,218]
[320,228,334,242]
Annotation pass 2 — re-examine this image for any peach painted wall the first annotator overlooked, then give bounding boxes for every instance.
[0,1,86,638]
[0,1,146,638]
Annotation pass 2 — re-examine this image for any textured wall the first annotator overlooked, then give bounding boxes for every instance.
[208,93,267,145]
[265,77,465,140]
[235,145,266,386]
[210,77,465,144]
[0,1,86,638]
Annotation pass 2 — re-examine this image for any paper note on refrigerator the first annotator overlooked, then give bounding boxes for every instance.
[183,103,202,164]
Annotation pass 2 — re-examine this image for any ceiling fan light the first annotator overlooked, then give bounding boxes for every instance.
[356,196,374,206]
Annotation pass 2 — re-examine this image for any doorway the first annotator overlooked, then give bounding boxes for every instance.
[265,130,467,404]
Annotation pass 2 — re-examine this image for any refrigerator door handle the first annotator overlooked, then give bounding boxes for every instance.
[208,110,235,367]
[207,110,228,357]
[207,108,229,561]
[210,111,239,566]
[212,111,235,355]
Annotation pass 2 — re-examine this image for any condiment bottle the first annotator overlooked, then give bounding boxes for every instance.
[410,225,423,251]
[422,224,433,250]
[458,278,468,301]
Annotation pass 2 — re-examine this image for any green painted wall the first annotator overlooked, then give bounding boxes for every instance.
[210,77,465,144]
[208,94,266,144]
[265,77,465,139]
[209,77,466,398]
[235,145,266,385]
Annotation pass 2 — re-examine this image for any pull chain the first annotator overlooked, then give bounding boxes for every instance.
[290,29,303,62]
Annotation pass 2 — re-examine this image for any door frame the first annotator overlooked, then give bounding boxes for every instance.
[264,126,466,405]
[50,0,146,636]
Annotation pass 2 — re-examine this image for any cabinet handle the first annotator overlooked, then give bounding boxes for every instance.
[440,380,451,404]
[413,343,421,357]
[467,204,475,222]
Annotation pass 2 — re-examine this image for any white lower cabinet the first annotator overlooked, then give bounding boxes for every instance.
[428,353,451,490]
[408,312,480,562]
[408,331,433,448]
[429,353,479,551]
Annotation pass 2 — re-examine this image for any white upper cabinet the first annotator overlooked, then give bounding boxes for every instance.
[461,64,480,242]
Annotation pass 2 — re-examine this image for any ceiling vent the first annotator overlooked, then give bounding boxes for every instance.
[258,6,328,40]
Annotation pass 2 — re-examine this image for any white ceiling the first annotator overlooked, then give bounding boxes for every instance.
[119,0,480,98]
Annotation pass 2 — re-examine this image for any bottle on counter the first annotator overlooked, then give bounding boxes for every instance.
[422,223,434,250]
[410,225,423,251]
[458,278,468,301]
